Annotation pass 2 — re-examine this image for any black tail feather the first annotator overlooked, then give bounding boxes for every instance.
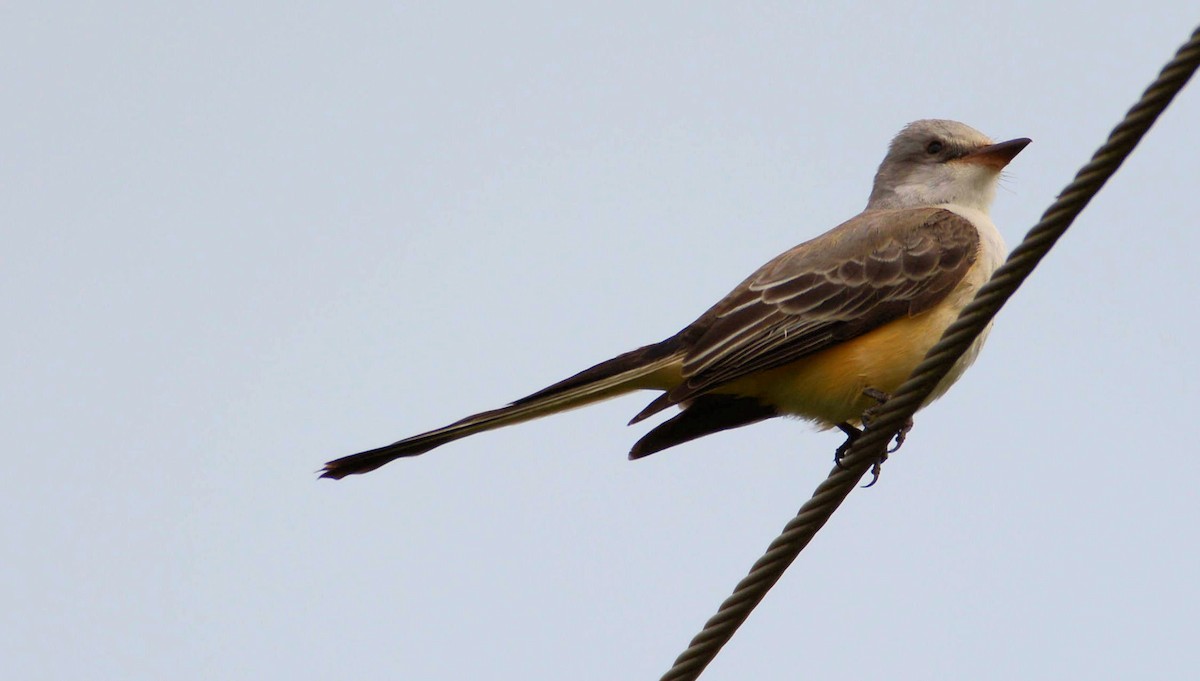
[322,340,684,479]
[628,394,778,460]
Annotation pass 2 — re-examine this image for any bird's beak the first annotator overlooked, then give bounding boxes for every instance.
[957,137,1032,170]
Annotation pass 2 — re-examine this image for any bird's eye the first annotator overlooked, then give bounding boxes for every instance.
[926,141,944,155]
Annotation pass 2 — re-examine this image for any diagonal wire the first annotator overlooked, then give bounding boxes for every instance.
[659,23,1200,681]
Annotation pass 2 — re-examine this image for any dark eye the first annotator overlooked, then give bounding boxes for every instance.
[926,140,944,155]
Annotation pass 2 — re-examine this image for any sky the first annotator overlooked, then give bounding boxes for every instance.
[4,3,1199,680]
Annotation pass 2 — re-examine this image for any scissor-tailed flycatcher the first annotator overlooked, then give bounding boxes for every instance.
[322,119,1029,479]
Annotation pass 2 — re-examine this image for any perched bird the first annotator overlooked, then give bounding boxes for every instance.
[322,120,1029,479]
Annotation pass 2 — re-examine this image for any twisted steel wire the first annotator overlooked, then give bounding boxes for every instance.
[659,23,1200,681]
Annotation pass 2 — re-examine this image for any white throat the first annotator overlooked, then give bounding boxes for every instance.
[868,162,1000,213]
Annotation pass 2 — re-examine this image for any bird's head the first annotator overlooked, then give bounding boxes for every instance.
[866,119,1030,212]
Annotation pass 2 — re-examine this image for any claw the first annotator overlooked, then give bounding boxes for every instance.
[887,417,914,453]
[862,456,887,488]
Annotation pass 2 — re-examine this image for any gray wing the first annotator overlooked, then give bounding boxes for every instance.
[633,207,980,421]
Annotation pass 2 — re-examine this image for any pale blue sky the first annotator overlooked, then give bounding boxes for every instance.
[4,3,1199,680]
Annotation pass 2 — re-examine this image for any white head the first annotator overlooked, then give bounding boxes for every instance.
[866,119,1030,212]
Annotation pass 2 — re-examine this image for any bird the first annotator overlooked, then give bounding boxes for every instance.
[321,119,1029,480]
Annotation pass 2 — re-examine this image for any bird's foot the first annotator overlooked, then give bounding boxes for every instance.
[860,387,914,454]
[832,388,915,487]
[833,422,886,487]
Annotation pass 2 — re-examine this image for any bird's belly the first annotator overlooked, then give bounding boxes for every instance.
[719,307,992,427]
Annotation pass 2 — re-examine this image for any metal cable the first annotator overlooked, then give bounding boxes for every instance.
[659,24,1200,681]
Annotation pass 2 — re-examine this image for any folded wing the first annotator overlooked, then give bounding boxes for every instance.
[631,207,979,423]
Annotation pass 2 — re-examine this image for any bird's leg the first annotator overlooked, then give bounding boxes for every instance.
[833,422,862,469]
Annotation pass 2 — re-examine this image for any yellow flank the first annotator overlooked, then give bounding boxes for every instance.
[716,308,957,427]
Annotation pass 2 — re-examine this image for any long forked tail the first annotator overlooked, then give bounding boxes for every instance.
[320,341,683,479]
